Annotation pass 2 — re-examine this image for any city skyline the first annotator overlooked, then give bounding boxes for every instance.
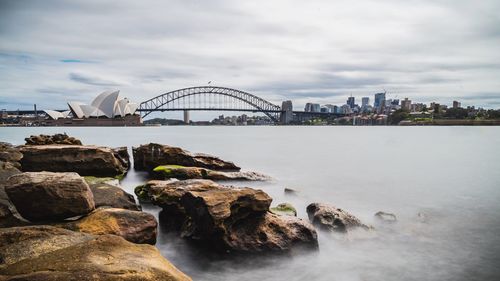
[1,0,500,112]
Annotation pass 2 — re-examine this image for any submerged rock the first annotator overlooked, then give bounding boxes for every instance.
[132,143,240,172]
[61,208,157,245]
[19,145,128,177]
[270,203,297,217]
[89,182,140,211]
[153,165,269,181]
[284,187,299,195]
[374,211,397,223]
[5,172,95,222]
[306,203,370,233]
[24,134,82,145]
[0,233,192,281]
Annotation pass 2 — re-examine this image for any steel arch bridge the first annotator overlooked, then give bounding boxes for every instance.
[137,86,283,122]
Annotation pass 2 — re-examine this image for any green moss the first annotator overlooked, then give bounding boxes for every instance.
[270,203,297,217]
[134,184,150,202]
[153,165,185,173]
[114,173,126,181]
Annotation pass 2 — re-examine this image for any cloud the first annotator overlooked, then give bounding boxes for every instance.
[0,0,499,113]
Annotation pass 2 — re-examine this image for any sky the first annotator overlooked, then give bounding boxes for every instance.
[1,0,500,119]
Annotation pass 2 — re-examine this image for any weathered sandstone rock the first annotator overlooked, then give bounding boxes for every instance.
[0,163,26,228]
[19,145,128,177]
[153,165,269,181]
[5,172,95,222]
[133,143,240,171]
[0,225,94,268]
[24,134,82,145]
[270,203,297,217]
[225,212,318,252]
[89,182,140,211]
[0,143,22,168]
[0,233,192,281]
[112,146,131,171]
[135,179,220,204]
[61,208,157,244]
[374,211,397,223]
[306,203,370,233]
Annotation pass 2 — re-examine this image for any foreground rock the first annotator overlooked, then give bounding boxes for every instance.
[306,203,370,233]
[0,226,94,268]
[0,142,22,168]
[141,179,318,253]
[375,211,397,223]
[113,146,131,171]
[19,145,128,177]
[0,230,191,281]
[25,134,82,145]
[270,203,297,217]
[89,182,140,211]
[153,165,269,181]
[133,143,240,172]
[5,172,95,222]
[61,208,157,244]
[0,163,25,228]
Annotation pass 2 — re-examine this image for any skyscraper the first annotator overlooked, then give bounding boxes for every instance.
[347,96,355,108]
[374,92,386,108]
[361,97,369,107]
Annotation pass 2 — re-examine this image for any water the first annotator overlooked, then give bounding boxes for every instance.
[2,126,500,281]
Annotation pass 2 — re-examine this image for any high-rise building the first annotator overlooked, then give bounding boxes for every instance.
[374,92,386,108]
[401,98,411,111]
[453,101,461,108]
[361,97,369,107]
[347,96,355,108]
[304,103,321,112]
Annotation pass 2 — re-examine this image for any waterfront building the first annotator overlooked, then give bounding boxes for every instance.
[401,98,411,111]
[340,104,352,114]
[453,101,461,108]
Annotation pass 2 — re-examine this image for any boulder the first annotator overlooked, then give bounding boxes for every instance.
[153,165,269,181]
[19,145,128,177]
[0,163,26,228]
[132,143,240,172]
[0,225,94,268]
[112,146,131,171]
[0,142,22,168]
[61,208,157,245]
[5,172,95,222]
[89,182,140,211]
[24,134,82,145]
[0,161,20,182]
[270,203,297,216]
[225,212,318,252]
[306,203,370,233]
[0,234,192,281]
[374,211,397,223]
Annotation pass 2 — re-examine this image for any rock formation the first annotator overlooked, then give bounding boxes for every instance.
[270,203,297,216]
[89,182,140,211]
[61,208,157,245]
[306,203,370,233]
[5,172,95,222]
[0,229,191,281]
[19,145,128,177]
[24,134,82,145]
[0,142,22,169]
[153,165,270,181]
[133,143,240,171]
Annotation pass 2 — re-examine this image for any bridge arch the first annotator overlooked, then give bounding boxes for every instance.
[137,86,282,122]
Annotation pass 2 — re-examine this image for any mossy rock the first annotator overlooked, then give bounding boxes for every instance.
[84,176,119,186]
[134,184,150,202]
[153,165,207,180]
[270,203,297,217]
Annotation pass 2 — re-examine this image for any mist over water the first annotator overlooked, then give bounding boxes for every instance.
[2,126,500,281]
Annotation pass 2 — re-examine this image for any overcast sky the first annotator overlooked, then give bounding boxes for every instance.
[1,0,500,117]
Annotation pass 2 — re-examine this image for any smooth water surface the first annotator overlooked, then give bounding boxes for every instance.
[2,126,500,281]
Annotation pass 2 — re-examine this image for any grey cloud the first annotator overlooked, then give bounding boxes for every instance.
[69,73,122,87]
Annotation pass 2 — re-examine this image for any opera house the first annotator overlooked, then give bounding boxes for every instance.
[43,90,142,126]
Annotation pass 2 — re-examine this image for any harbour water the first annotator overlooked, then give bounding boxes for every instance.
[2,126,500,281]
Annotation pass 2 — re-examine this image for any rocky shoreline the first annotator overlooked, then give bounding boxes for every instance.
[0,134,379,280]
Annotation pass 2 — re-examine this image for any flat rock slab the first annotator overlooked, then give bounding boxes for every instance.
[89,182,140,211]
[153,165,270,181]
[61,208,157,245]
[5,172,95,222]
[133,143,240,171]
[19,145,127,177]
[0,234,192,281]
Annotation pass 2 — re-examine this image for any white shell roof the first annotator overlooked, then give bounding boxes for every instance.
[44,110,65,120]
[91,90,120,118]
[68,102,85,119]
[62,90,138,119]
